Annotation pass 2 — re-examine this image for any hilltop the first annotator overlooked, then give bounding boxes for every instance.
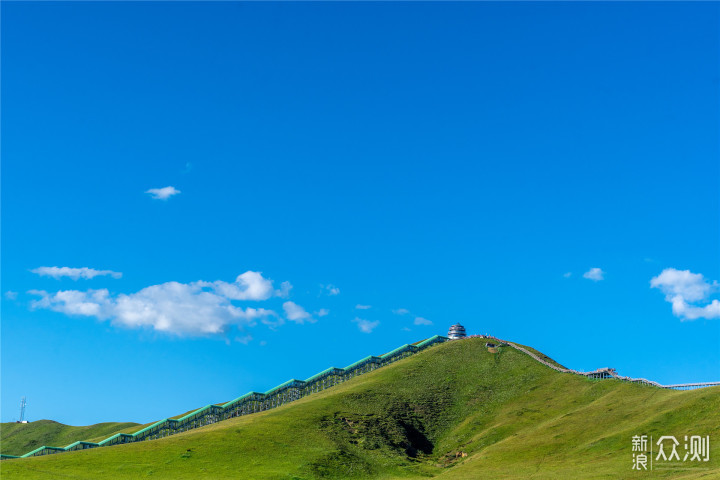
[2,338,718,479]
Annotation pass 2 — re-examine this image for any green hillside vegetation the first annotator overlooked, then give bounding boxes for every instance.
[2,338,718,479]
[0,420,139,457]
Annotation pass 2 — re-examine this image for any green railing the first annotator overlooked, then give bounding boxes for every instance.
[1,335,448,460]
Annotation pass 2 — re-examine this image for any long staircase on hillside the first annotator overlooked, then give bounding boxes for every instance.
[0,336,449,460]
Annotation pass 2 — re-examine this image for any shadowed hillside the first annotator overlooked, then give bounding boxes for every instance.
[2,338,718,479]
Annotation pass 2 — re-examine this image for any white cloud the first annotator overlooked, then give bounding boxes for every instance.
[283,301,315,324]
[4,291,18,300]
[145,186,181,200]
[29,288,113,318]
[563,272,572,278]
[276,281,293,298]
[27,271,290,336]
[392,308,410,315]
[669,297,720,321]
[355,304,371,310]
[316,308,330,317]
[235,334,253,345]
[114,283,274,334]
[31,266,122,280]
[201,271,275,301]
[583,267,605,281]
[353,317,379,333]
[650,268,720,321]
[651,268,714,302]
[322,284,340,296]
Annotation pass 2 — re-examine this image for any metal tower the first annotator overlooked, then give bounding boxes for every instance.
[19,397,26,423]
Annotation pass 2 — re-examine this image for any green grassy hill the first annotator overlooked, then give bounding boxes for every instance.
[2,338,718,479]
[0,420,139,457]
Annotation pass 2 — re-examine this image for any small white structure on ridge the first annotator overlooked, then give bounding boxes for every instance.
[448,323,467,340]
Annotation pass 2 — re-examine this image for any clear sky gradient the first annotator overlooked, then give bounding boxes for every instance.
[2,2,719,425]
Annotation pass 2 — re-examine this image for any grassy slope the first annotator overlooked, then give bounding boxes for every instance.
[0,420,139,457]
[1,338,718,479]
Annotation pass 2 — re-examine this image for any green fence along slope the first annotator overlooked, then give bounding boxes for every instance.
[0,335,448,460]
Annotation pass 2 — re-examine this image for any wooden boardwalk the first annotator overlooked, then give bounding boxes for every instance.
[481,335,720,391]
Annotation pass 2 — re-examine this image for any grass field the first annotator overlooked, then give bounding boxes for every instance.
[1,338,718,479]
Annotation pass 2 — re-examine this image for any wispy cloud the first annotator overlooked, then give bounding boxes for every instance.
[392,308,431,327]
[31,266,122,280]
[321,284,340,296]
[28,271,291,337]
[283,301,315,324]
[276,281,293,298]
[4,291,18,300]
[583,267,605,281]
[145,186,181,200]
[563,272,572,278]
[261,316,285,329]
[316,308,330,317]
[352,317,379,333]
[355,304,371,310]
[651,268,720,321]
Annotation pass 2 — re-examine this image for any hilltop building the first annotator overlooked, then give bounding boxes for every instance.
[448,323,466,340]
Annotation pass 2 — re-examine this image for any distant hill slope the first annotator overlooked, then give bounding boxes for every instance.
[0,420,139,457]
[2,338,718,479]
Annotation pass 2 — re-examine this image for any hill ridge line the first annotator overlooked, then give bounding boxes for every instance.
[4,335,718,461]
[488,336,720,390]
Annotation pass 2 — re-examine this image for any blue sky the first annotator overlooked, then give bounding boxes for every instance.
[2,2,718,425]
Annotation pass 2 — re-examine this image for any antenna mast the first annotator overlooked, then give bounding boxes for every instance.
[19,397,27,423]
